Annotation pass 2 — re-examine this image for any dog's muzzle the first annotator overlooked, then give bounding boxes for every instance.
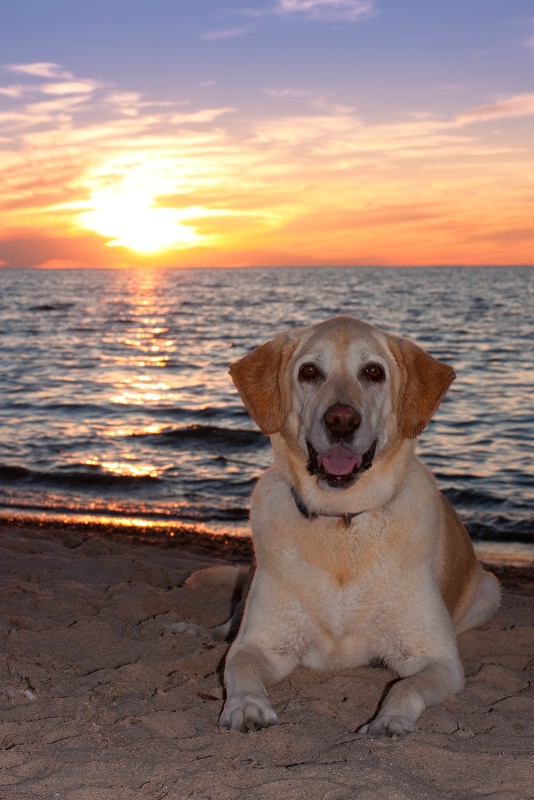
[306,440,377,489]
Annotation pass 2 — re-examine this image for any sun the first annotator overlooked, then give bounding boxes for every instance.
[76,156,208,254]
[79,191,202,253]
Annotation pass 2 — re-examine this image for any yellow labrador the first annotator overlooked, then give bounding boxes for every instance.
[179,316,500,736]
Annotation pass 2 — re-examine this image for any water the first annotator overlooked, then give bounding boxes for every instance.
[0,266,532,547]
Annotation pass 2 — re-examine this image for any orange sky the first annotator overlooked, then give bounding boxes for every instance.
[1,3,534,268]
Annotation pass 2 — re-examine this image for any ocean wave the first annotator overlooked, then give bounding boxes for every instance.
[444,486,508,509]
[28,302,76,312]
[0,464,161,489]
[135,424,267,449]
[466,518,534,544]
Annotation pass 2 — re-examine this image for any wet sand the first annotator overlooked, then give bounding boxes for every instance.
[0,516,533,800]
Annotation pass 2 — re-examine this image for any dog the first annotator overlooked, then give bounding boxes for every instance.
[176,316,500,736]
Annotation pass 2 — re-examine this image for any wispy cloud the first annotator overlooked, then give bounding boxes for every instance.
[263,87,354,115]
[458,93,534,123]
[0,85,26,99]
[7,62,74,79]
[262,87,316,98]
[41,80,102,96]
[170,108,235,124]
[201,27,248,41]
[274,0,374,22]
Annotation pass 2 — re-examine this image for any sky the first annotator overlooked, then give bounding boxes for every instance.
[1,0,533,269]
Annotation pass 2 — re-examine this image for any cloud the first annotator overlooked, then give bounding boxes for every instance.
[41,80,102,96]
[458,93,534,123]
[274,0,374,21]
[262,87,316,98]
[201,28,248,41]
[25,95,94,117]
[6,63,73,79]
[169,108,235,124]
[0,64,104,130]
[0,85,26,99]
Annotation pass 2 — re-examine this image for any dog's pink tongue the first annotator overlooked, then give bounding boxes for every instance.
[320,444,362,476]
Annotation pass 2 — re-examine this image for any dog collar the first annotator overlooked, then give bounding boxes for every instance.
[291,487,363,527]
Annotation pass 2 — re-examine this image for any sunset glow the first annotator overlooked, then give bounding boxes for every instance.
[80,199,202,254]
[1,1,533,268]
[76,158,207,253]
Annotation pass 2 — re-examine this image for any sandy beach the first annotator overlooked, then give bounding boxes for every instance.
[0,517,532,800]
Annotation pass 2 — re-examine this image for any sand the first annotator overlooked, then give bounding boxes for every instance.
[0,518,533,800]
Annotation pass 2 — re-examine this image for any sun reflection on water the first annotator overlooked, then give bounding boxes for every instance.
[85,456,165,479]
[103,269,187,407]
[103,424,165,438]
[5,268,253,532]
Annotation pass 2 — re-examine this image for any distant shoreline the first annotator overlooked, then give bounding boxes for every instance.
[2,265,534,271]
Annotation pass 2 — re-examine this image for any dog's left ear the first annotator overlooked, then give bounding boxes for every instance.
[389,337,455,439]
[229,333,297,435]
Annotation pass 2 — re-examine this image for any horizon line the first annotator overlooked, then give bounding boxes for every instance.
[1,263,533,271]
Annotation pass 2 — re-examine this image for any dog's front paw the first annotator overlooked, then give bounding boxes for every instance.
[359,715,417,737]
[219,693,280,732]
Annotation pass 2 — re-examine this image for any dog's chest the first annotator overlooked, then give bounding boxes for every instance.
[294,516,381,588]
[282,519,394,665]
[296,576,378,669]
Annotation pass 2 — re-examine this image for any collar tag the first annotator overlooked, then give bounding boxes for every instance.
[291,487,361,526]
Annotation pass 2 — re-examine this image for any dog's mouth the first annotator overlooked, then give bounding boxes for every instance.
[306,440,376,489]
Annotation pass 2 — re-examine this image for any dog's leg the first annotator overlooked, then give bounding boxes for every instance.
[359,654,465,736]
[454,569,501,635]
[169,579,250,641]
[169,615,238,641]
[169,563,255,641]
[219,641,298,732]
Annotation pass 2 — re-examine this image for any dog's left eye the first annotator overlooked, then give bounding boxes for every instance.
[298,363,322,382]
[362,363,385,382]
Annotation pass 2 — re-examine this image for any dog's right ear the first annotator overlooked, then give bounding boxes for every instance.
[229,334,297,435]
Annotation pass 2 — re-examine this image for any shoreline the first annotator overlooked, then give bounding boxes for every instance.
[0,511,254,561]
[1,511,533,592]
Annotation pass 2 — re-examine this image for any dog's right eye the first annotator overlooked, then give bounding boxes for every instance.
[298,363,322,382]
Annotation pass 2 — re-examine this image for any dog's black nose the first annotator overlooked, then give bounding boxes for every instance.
[324,403,361,437]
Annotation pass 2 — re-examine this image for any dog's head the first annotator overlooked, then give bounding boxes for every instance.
[229,316,454,493]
